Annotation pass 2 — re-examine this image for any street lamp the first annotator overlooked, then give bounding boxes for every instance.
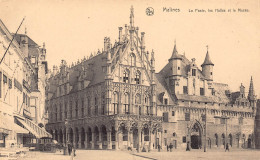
[214,115,230,151]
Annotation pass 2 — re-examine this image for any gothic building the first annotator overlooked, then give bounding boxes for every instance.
[45,7,257,151]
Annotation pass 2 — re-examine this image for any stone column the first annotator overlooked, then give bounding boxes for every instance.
[63,132,66,146]
[73,129,77,148]
[115,130,119,150]
[57,133,60,143]
[107,131,112,149]
[99,131,102,149]
[91,132,95,149]
[78,131,82,149]
[118,93,122,114]
[149,129,152,150]
[138,128,141,152]
[160,130,163,149]
[84,131,88,149]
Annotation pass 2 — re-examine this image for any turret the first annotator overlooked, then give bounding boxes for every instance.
[201,46,214,81]
[168,41,182,76]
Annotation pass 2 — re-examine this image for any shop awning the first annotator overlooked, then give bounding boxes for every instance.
[16,118,52,139]
[13,123,29,134]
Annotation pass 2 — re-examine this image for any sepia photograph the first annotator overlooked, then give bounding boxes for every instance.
[0,0,259,159]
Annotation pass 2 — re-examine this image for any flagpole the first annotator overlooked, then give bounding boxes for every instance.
[0,17,25,64]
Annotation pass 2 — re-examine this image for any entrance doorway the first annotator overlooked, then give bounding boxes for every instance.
[133,129,138,148]
[190,122,202,149]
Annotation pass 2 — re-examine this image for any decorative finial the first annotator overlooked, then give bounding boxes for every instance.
[206,45,209,52]
[43,42,45,48]
[130,6,134,27]
[25,26,27,35]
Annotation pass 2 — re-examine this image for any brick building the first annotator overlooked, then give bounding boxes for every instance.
[45,7,257,151]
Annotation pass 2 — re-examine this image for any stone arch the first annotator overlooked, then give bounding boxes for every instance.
[228,134,232,147]
[248,134,252,148]
[118,123,128,142]
[59,129,63,144]
[69,128,73,144]
[221,133,225,146]
[100,125,107,149]
[94,126,99,149]
[190,121,203,149]
[81,127,85,149]
[215,133,218,147]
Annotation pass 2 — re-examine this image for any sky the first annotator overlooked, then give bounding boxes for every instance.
[0,0,259,96]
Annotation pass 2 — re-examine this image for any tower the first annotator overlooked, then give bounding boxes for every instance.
[168,41,182,76]
[201,46,214,81]
[168,41,182,95]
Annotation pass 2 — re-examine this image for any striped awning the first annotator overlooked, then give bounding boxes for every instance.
[16,118,52,138]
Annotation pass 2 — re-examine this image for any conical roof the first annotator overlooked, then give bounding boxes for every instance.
[201,51,214,66]
[169,43,182,61]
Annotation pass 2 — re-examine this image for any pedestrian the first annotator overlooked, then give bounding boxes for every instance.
[186,141,190,151]
[167,145,169,152]
[225,143,229,152]
[169,143,173,152]
[158,144,161,152]
[68,143,72,156]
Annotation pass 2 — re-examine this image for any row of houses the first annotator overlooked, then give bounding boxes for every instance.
[0,19,51,148]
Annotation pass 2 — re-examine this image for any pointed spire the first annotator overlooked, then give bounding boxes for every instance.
[248,76,255,100]
[130,6,134,27]
[169,40,182,61]
[201,45,214,67]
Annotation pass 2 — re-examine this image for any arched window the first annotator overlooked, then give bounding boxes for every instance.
[112,92,118,115]
[222,134,225,146]
[69,101,72,118]
[130,53,136,66]
[64,102,67,119]
[55,105,57,122]
[87,97,91,116]
[135,71,141,84]
[60,104,62,120]
[75,100,78,118]
[135,94,141,104]
[123,93,129,114]
[229,134,232,147]
[215,134,218,146]
[144,96,150,115]
[95,97,98,115]
[123,70,129,83]
[144,127,149,141]
[81,99,84,118]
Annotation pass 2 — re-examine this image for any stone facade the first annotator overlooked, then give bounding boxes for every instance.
[45,7,257,151]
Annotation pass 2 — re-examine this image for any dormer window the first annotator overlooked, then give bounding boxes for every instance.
[123,70,129,83]
[192,69,196,76]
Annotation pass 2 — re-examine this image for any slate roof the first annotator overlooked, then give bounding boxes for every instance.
[14,34,38,47]
[155,73,176,105]
[201,51,214,66]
